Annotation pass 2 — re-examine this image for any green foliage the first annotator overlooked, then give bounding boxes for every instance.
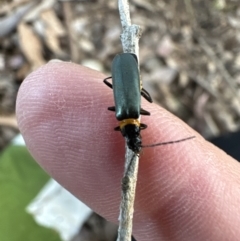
[0,145,61,241]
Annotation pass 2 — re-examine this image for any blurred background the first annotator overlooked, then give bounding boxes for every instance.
[0,0,240,240]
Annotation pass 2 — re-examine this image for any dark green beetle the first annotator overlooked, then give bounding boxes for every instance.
[104,53,195,154]
[103,53,152,154]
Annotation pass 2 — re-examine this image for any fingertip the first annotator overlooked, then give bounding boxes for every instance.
[16,61,125,218]
[16,61,240,241]
[16,61,108,133]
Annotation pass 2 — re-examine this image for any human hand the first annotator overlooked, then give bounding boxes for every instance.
[16,61,240,241]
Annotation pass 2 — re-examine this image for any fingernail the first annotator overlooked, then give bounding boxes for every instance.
[49,59,63,63]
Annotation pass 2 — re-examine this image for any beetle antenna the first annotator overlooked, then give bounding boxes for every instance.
[141,136,195,148]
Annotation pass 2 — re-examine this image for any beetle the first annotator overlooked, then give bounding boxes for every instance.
[103,53,152,154]
[104,53,196,154]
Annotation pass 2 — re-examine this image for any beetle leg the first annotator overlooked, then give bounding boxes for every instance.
[140,108,150,116]
[103,77,113,89]
[108,106,116,112]
[141,88,153,103]
[114,126,121,131]
[140,123,148,130]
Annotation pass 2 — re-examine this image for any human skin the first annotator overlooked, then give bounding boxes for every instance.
[16,61,240,241]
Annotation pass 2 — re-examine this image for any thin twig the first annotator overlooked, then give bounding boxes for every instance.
[0,1,38,38]
[118,0,142,57]
[0,115,18,129]
[117,1,142,241]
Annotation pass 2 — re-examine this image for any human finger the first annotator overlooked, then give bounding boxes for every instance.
[16,62,240,241]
